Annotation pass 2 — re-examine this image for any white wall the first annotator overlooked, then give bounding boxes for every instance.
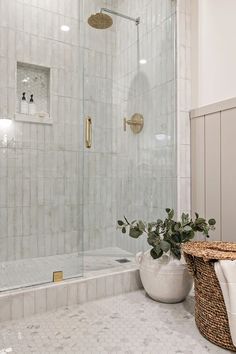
[191,0,236,108]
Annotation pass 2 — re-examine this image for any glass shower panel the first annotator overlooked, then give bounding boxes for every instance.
[82,0,177,268]
[0,0,83,291]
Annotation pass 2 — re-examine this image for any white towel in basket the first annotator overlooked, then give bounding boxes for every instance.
[214,260,236,346]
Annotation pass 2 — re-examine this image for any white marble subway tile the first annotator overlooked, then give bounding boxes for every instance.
[77,281,88,304]
[15,207,23,237]
[56,284,68,308]
[23,290,35,318]
[22,207,30,236]
[29,236,38,259]
[0,177,7,208]
[7,208,15,238]
[57,232,65,255]
[7,237,15,261]
[46,286,57,312]
[44,11,53,40]
[122,271,132,293]
[23,4,32,34]
[113,273,124,295]
[178,177,191,214]
[0,296,11,322]
[67,282,78,306]
[22,236,30,259]
[43,235,50,258]
[87,278,97,302]
[105,274,114,297]
[0,208,7,238]
[130,270,143,291]
[96,276,106,299]
[11,293,24,320]
[13,236,22,259]
[35,288,47,314]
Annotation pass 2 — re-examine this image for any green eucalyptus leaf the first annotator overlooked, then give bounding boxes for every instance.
[183,225,192,232]
[150,246,163,259]
[138,221,146,232]
[147,231,159,246]
[160,240,170,252]
[183,229,194,240]
[129,226,143,238]
[168,209,174,219]
[172,233,182,243]
[195,218,206,225]
[171,247,181,260]
[156,249,163,258]
[148,222,156,232]
[150,248,158,259]
[208,218,216,226]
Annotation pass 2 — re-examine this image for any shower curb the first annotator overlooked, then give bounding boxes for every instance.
[0,267,142,323]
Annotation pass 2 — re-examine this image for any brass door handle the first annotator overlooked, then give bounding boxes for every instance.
[85,117,92,148]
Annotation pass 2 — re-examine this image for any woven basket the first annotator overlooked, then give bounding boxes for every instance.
[182,241,236,352]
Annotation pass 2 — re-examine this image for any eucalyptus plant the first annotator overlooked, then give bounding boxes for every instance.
[117,209,216,260]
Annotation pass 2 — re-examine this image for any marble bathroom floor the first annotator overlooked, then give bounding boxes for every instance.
[0,248,135,291]
[0,290,230,354]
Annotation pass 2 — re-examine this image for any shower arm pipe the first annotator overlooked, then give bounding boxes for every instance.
[100,8,140,25]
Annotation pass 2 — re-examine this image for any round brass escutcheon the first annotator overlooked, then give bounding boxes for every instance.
[129,113,144,134]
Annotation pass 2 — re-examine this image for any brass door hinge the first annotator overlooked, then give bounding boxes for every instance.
[53,271,63,282]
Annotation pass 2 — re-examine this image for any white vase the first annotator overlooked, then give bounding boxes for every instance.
[136,250,193,303]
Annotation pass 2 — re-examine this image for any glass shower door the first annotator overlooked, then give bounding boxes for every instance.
[0,0,83,291]
[81,0,177,272]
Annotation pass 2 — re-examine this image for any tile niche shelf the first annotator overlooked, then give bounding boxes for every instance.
[15,62,53,125]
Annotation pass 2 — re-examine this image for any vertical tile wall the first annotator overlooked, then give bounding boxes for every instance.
[0,0,180,264]
[82,0,177,254]
[81,0,118,250]
[0,0,82,263]
[113,0,177,253]
[176,0,191,215]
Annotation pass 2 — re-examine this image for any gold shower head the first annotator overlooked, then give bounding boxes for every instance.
[87,13,113,29]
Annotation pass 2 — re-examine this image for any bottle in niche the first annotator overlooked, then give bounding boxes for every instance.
[20,92,28,114]
[29,94,36,115]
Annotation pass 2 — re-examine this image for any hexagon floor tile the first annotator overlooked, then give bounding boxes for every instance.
[0,290,230,354]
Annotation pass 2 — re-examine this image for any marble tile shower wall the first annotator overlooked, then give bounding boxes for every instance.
[112,0,177,253]
[0,0,178,261]
[81,0,118,251]
[0,0,82,261]
[176,0,191,215]
[81,0,177,253]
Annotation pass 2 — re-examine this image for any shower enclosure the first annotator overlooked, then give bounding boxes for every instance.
[0,0,177,291]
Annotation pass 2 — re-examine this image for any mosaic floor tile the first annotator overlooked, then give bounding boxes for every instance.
[0,290,230,354]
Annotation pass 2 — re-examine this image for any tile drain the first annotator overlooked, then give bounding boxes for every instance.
[115,258,131,263]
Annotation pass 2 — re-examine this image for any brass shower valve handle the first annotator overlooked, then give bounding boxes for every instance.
[123,113,144,134]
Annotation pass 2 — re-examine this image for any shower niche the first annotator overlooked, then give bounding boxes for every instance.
[15,62,53,124]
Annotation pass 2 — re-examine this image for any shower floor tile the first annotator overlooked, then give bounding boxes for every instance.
[0,290,228,354]
[0,248,135,292]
